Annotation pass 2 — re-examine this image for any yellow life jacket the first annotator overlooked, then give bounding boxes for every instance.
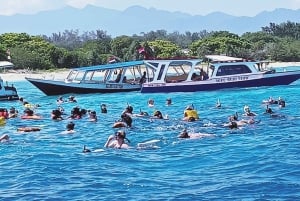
[184,110,199,119]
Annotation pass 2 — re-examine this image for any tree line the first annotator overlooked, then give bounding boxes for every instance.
[0,21,299,70]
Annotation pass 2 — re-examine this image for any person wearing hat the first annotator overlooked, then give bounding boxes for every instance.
[104,130,130,149]
[183,105,199,121]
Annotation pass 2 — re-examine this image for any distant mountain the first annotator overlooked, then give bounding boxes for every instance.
[0,5,299,37]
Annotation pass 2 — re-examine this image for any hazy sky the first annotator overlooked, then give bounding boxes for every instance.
[0,0,300,16]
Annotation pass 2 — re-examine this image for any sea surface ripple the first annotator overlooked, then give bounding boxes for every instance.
[1,80,300,200]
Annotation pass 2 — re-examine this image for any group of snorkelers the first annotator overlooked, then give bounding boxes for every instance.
[1,95,288,151]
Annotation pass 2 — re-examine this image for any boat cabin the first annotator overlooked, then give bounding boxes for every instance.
[64,61,155,85]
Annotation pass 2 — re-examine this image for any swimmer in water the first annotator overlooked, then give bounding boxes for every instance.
[0,134,9,142]
[104,130,130,149]
[178,129,215,139]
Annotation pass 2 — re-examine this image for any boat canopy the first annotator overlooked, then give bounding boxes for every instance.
[205,55,244,62]
[0,61,14,69]
[72,60,145,72]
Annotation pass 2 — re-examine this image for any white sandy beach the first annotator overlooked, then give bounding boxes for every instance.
[0,69,70,82]
[1,62,300,82]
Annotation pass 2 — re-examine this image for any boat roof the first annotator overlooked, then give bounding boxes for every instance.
[72,60,145,71]
[205,55,244,62]
[0,61,14,68]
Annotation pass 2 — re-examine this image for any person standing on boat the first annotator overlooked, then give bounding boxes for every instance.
[139,71,147,84]
[115,70,123,83]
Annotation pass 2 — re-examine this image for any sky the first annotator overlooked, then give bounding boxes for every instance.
[0,0,300,16]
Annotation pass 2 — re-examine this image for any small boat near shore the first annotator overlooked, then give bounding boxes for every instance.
[141,55,300,93]
[0,76,19,101]
[25,61,153,96]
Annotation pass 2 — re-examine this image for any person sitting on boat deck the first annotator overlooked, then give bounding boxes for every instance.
[166,98,172,106]
[148,99,155,107]
[68,96,77,103]
[178,129,215,139]
[200,69,209,80]
[243,105,256,116]
[139,71,147,84]
[8,107,18,118]
[57,96,65,104]
[51,108,63,120]
[100,104,107,113]
[0,134,9,142]
[88,110,97,122]
[183,105,199,121]
[104,130,130,149]
[0,108,9,119]
[21,108,42,119]
[191,72,199,81]
[278,97,286,108]
[113,113,133,128]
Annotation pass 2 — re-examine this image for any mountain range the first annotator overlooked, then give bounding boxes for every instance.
[0,5,299,37]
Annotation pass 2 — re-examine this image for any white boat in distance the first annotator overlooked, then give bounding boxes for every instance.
[140,55,300,93]
[0,76,19,101]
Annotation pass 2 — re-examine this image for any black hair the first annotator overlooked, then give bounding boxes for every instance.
[101,104,107,113]
[229,121,238,129]
[121,113,132,127]
[67,122,75,131]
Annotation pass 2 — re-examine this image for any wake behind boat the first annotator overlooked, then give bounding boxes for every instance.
[141,55,300,93]
[25,60,153,96]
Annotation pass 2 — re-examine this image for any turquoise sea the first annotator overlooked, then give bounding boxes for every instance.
[1,79,300,200]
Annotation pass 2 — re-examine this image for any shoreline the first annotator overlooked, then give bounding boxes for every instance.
[1,62,300,82]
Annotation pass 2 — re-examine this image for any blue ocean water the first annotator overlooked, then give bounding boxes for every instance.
[1,80,300,200]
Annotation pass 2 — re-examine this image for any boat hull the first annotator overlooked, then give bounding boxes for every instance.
[141,71,300,93]
[25,78,141,96]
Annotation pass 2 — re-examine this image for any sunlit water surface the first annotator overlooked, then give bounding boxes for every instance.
[1,79,300,200]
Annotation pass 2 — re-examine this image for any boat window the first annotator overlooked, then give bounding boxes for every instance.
[84,71,94,81]
[216,65,252,76]
[87,70,106,82]
[165,64,191,83]
[74,71,85,81]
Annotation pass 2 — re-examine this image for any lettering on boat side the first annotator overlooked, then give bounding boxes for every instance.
[147,83,166,87]
[216,76,249,83]
[106,84,123,89]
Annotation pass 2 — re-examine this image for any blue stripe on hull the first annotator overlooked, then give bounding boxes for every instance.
[141,74,300,93]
